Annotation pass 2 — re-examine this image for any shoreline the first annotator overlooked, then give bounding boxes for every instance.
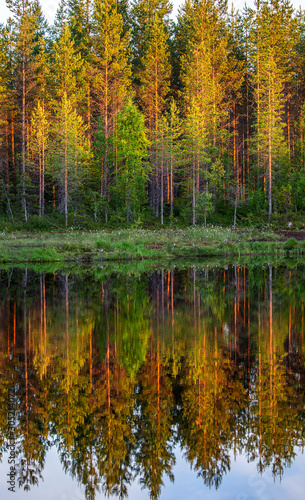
[1,227,304,264]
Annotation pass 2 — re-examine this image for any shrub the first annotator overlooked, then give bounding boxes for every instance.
[284,238,298,250]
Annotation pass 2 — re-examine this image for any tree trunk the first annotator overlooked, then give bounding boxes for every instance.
[11,110,16,188]
[64,102,68,229]
[161,131,164,225]
[192,136,196,226]
[268,69,272,221]
[233,182,238,230]
[22,42,27,222]
[39,148,42,217]
[42,134,45,216]
[170,136,173,219]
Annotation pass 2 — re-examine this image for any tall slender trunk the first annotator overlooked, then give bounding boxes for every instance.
[233,182,238,230]
[192,138,196,226]
[170,133,173,218]
[161,127,164,225]
[11,110,16,188]
[39,148,42,217]
[42,128,45,216]
[87,81,91,147]
[268,67,272,220]
[287,96,290,164]
[246,68,250,179]
[233,102,238,198]
[64,99,68,228]
[5,114,9,187]
[257,7,261,191]
[22,41,27,222]
[103,53,109,202]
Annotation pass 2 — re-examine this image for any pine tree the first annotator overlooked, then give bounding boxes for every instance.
[52,22,85,107]
[92,0,131,199]
[51,94,89,228]
[153,99,181,224]
[140,15,171,217]
[154,114,168,225]
[138,14,171,132]
[51,23,88,226]
[6,0,47,221]
[180,0,242,224]
[67,0,93,143]
[249,0,296,219]
[31,100,49,217]
[181,38,215,225]
[0,25,10,190]
[130,0,172,74]
[257,48,287,219]
[167,99,181,219]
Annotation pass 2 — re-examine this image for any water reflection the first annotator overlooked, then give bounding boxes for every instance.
[0,264,305,499]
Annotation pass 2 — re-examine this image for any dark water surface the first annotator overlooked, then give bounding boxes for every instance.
[1,263,305,500]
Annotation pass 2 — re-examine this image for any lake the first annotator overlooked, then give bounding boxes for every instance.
[0,262,305,499]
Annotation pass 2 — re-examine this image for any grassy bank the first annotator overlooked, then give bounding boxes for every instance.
[1,226,305,264]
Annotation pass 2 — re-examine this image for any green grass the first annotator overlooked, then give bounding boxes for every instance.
[0,226,303,264]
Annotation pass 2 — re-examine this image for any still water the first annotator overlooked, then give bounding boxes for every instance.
[0,263,305,500]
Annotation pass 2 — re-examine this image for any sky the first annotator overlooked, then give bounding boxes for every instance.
[1,445,305,500]
[0,0,303,26]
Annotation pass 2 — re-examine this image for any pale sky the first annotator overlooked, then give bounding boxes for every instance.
[0,0,303,26]
[1,445,305,500]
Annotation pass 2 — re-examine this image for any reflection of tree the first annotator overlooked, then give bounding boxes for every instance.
[134,344,175,500]
[244,266,305,479]
[94,344,134,498]
[0,353,17,465]
[96,276,152,379]
[1,265,305,498]
[179,332,246,489]
[50,275,92,483]
[15,270,48,491]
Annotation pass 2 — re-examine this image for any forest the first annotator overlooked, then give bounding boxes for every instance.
[0,0,305,229]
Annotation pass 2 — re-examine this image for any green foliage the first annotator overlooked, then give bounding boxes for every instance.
[196,191,213,224]
[1,0,305,228]
[284,237,298,250]
[113,98,150,223]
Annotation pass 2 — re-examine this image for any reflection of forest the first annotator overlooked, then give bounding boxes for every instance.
[0,265,305,499]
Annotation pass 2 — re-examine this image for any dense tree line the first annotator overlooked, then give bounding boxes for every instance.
[0,0,305,228]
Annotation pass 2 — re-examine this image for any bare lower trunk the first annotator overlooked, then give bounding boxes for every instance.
[3,183,14,223]
[192,143,196,226]
[42,140,45,216]
[233,183,238,230]
[161,147,164,226]
[170,153,173,218]
[39,149,42,217]
[22,51,27,222]
[64,109,68,229]
[268,72,272,221]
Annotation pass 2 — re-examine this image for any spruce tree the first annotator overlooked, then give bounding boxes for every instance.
[113,98,149,223]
